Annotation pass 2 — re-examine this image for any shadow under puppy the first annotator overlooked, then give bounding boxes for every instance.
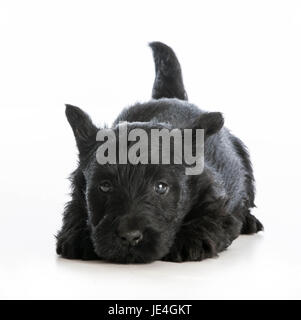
[56,42,263,263]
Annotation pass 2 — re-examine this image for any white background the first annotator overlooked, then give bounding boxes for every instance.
[0,0,301,299]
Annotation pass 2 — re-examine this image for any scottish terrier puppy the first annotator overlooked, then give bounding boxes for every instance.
[56,42,263,263]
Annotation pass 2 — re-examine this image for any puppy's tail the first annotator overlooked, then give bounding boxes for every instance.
[149,41,188,101]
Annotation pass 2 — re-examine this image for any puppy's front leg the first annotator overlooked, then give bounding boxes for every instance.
[56,172,98,260]
[163,212,242,262]
[56,197,98,260]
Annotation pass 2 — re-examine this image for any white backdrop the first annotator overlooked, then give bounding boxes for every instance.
[0,0,301,299]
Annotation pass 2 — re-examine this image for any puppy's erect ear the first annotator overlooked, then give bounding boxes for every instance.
[193,112,224,137]
[149,42,188,101]
[65,104,98,154]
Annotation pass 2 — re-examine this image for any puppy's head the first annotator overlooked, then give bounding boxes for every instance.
[86,161,190,263]
[65,103,223,263]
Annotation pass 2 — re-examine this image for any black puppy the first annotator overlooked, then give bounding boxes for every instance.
[56,42,263,263]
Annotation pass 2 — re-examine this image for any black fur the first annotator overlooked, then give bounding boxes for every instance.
[56,42,263,263]
[149,42,188,100]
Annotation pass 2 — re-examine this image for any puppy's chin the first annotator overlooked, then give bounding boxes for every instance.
[94,246,165,264]
[102,250,158,264]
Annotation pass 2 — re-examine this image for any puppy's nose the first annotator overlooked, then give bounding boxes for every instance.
[119,230,143,246]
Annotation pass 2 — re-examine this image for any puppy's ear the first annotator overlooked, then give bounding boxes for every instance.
[193,112,224,137]
[65,104,98,154]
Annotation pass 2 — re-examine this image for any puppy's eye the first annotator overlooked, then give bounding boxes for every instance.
[154,182,169,195]
[98,180,113,193]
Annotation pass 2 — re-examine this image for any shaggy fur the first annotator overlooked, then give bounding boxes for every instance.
[56,42,263,263]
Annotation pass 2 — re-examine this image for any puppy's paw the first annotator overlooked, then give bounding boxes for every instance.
[56,231,98,260]
[241,213,264,234]
[162,238,217,262]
